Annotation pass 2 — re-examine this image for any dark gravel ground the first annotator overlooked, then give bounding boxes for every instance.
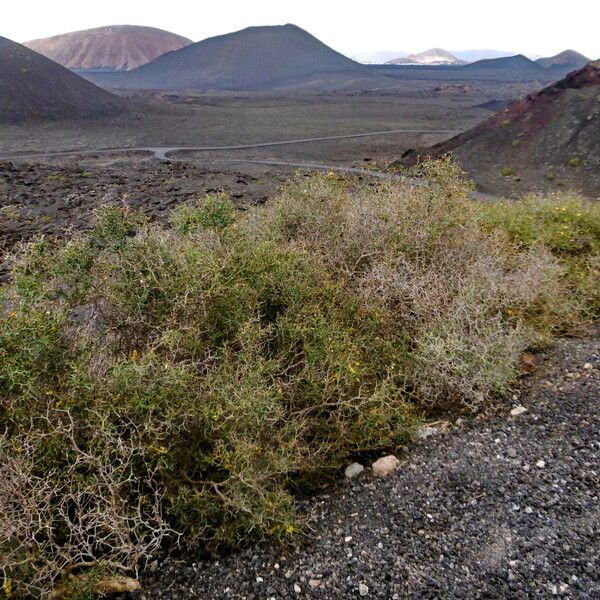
[131,333,599,599]
[0,158,284,251]
[0,158,287,281]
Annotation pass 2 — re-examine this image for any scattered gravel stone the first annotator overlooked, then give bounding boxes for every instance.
[358,582,369,596]
[371,455,401,477]
[510,405,528,416]
[344,462,364,479]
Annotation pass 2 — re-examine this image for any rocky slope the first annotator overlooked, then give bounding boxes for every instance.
[25,25,192,71]
[398,61,600,198]
[0,36,126,123]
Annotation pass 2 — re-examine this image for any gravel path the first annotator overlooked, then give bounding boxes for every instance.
[133,333,599,599]
[0,128,455,162]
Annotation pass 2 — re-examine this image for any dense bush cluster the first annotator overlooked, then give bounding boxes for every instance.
[1,161,598,597]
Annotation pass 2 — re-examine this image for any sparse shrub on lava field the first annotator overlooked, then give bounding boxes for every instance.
[1,160,599,597]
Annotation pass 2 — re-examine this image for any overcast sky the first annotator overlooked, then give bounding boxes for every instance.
[5,0,600,59]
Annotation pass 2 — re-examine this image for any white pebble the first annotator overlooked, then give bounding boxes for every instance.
[345,462,365,479]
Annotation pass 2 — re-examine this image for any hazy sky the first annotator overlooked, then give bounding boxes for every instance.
[5,0,600,59]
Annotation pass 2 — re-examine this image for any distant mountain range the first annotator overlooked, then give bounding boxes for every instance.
[25,25,192,71]
[355,49,519,65]
[386,49,467,66]
[361,48,593,68]
[4,21,596,108]
[0,35,125,123]
[84,24,372,91]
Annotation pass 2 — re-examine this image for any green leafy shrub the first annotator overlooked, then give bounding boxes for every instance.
[1,162,599,597]
[568,157,582,167]
[501,166,515,176]
[169,193,236,233]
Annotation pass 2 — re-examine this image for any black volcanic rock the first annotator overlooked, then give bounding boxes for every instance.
[0,36,126,123]
[85,24,370,91]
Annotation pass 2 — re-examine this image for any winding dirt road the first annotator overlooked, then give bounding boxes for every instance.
[0,128,454,162]
[0,127,498,200]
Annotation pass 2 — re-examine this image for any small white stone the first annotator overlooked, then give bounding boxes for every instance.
[372,455,401,477]
[536,460,546,468]
[344,536,353,543]
[525,506,534,514]
[308,579,321,589]
[256,576,263,583]
[511,406,528,416]
[294,584,301,594]
[583,363,593,370]
[359,582,369,596]
[345,462,365,479]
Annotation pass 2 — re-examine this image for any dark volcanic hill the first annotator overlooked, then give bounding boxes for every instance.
[84,24,371,91]
[463,54,544,75]
[536,50,590,70]
[0,36,125,123]
[25,25,192,71]
[398,61,600,198]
